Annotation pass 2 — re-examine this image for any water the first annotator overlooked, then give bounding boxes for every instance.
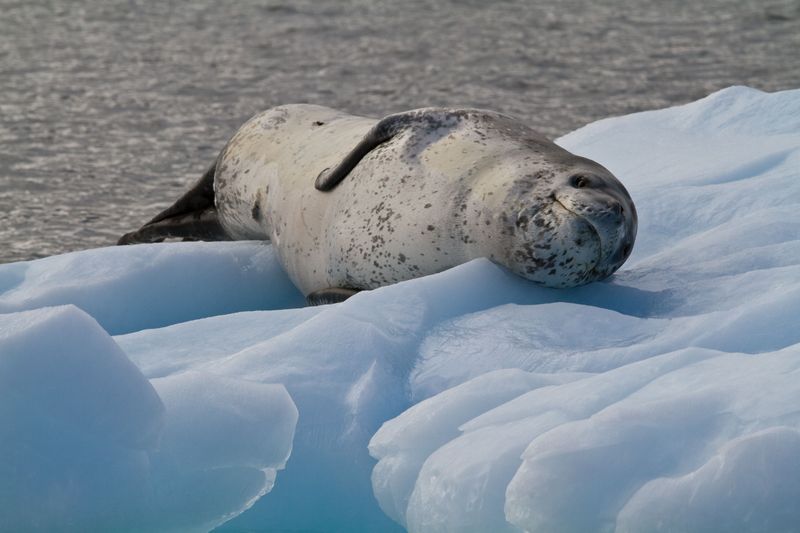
[2,0,799,264]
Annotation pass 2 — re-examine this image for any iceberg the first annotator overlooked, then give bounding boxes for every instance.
[0,86,798,532]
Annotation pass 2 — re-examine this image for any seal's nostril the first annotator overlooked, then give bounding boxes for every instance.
[622,243,632,257]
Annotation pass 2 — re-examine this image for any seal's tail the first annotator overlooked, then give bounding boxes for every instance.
[118,162,231,245]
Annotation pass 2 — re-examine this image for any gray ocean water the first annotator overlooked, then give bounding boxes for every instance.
[2,0,799,264]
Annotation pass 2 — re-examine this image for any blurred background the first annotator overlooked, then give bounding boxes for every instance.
[2,0,799,263]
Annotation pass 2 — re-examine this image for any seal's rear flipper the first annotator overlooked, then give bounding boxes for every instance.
[117,207,229,244]
[306,288,360,306]
[118,163,231,245]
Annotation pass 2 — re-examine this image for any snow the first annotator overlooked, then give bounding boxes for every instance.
[0,86,798,532]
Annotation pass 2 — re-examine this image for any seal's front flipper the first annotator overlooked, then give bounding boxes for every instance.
[306,288,360,306]
[118,162,230,245]
[315,108,466,192]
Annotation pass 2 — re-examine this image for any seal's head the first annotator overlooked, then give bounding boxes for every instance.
[491,156,637,288]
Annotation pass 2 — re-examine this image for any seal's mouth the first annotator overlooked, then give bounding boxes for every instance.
[552,195,605,278]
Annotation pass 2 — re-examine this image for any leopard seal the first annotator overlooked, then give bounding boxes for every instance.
[119,104,637,304]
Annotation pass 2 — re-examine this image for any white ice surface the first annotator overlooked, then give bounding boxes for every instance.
[0,306,298,532]
[0,86,798,532]
[0,241,306,335]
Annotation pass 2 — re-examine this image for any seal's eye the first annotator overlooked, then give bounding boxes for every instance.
[571,175,590,188]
